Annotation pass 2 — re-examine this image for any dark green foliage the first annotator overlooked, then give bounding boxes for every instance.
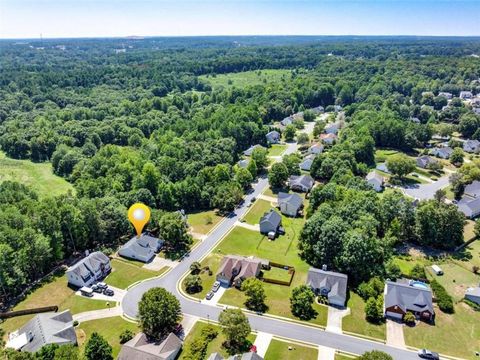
[268,163,289,189]
[358,350,393,360]
[183,325,218,360]
[84,332,113,360]
[218,309,251,353]
[409,264,427,280]
[241,278,267,312]
[185,274,203,294]
[357,277,384,301]
[119,329,135,344]
[290,285,316,320]
[365,296,384,324]
[430,280,455,314]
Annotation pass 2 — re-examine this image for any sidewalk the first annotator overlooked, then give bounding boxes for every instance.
[318,345,335,360]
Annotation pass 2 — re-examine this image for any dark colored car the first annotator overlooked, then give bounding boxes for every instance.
[97,282,108,289]
[91,285,103,293]
[418,349,440,360]
[103,288,114,296]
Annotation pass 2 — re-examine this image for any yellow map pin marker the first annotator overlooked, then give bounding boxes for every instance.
[128,203,151,237]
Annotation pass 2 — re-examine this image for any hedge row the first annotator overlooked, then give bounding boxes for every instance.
[430,280,454,314]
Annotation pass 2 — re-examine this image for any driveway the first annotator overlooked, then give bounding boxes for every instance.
[200,285,227,306]
[386,319,406,349]
[401,175,450,200]
[236,221,260,231]
[76,285,126,302]
[73,305,122,323]
[143,256,178,271]
[326,306,350,334]
[253,332,273,357]
[318,345,335,360]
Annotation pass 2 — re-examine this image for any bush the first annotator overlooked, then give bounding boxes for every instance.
[403,311,416,325]
[473,265,479,274]
[119,329,134,344]
[409,264,426,280]
[357,277,384,301]
[430,280,454,313]
[365,296,384,324]
[183,325,218,360]
[73,320,79,327]
[358,350,393,360]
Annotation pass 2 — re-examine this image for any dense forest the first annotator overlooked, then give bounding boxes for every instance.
[1,36,479,304]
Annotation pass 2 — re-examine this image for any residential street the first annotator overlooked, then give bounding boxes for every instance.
[401,174,450,200]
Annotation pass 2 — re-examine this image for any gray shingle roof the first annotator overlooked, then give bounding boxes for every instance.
[289,175,314,191]
[260,209,282,229]
[306,268,348,305]
[118,332,182,360]
[464,180,480,198]
[243,144,265,156]
[278,192,303,211]
[66,251,109,283]
[384,280,434,315]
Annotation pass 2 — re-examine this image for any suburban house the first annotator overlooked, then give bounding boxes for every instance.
[216,255,266,287]
[324,122,340,135]
[277,192,303,217]
[431,146,453,159]
[300,155,315,171]
[464,180,480,198]
[457,197,480,218]
[306,267,348,307]
[308,143,324,155]
[463,139,480,153]
[6,310,77,352]
[266,130,280,144]
[310,105,324,114]
[259,209,282,235]
[416,155,437,169]
[384,280,435,322]
[465,285,480,305]
[280,116,293,127]
[243,144,265,156]
[66,251,111,288]
[365,171,384,192]
[376,163,390,174]
[118,332,182,360]
[289,174,314,192]
[320,133,337,145]
[438,92,453,99]
[207,352,264,360]
[237,159,249,168]
[460,91,473,100]
[118,233,164,263]
[292,112,304,120]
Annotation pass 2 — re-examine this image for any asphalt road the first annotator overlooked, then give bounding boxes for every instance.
[121,124,422,360]
[402,175,450,200]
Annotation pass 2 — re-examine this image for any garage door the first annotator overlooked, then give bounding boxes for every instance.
[386,311,403,320]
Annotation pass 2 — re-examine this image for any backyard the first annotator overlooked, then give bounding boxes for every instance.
[105,258,162,289]
[264,339,318,360]
[243,199,275,225]
[268,144,288,157]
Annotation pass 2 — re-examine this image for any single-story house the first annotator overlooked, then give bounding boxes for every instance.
[237,159,250,168]
[464,180,480,198]
[6,310,77,352]
[384,280,434,322]
[438,92,453,99]
[118,332,182,360]
[431,147,453,159]
[243,144,265,156]
[324,122,340,135]
[457,197,480,218]
[118,233,164,263]
[280,116,293,127]
[320,133,337,145]
[289,174,314,192]
[66,251,111,288]
[365,171,384,192]
[266,130,280,144]
[416,155,437,169]
[308,143,324,155]
[376,163,390,174]
[465,286,480,305]
[259,209,282,235]
[460,91,473,100]
[292,112,304,120]
[307,267,348,307]
[463,139,480,153]
[208,352,264,360]
[299,156,315,171]
[216,255,265,288]
[310,105,324,114]
[277,192,303,217]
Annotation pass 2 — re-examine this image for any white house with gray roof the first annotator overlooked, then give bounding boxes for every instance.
[259,209,282,235]
[324,121,341,135]
[289,174,314,192]
[299,155,315,171]
[243,144,265,156]
[465,285,480,305]
[277,192,303,217]
[306,267,348,307]
[265,130,280,144]
[431,146,453,159]
[280,116,293,127]
[460,91,473,100]
[66,251,111,288]
[118,233,164,263]
[384,280,434,321]
[463,139,480,153]
[6,310,77,352]
[308,143,324,155]
[118,332,182,360]
[365,171,384,192]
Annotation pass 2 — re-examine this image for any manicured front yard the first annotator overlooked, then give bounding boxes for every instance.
[268,144,288,157]
[404,303,480,359]
[264,339,318,360]
[76,316,139,358]
[179,321,256,359]
[243,199,275,225]
[105,259,161,289]
[343,292,386,340]
[187,210,224,235]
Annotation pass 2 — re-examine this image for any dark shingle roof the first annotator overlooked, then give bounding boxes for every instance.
[384,280,434,314]
[118,332,182,360]
[278,192,303,211]
[306,268,348,304]
[260,209,282,229]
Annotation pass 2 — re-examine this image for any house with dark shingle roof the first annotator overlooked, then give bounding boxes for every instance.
[463,139,480,153]
[216,255,264,288]
[464,180,480,198]
[457,180,480,218]
[384,280,434,322]
[259,209,282,234]
[118,332,182,360]
[266,131,280,144]
[430,147,453,159]
[118,233,164,263]
[277,192,303,217]
[280,116,293,127]
[289,175,314,192]
[416,155,437,169]
[306,268,348,307]
[6,310,77,352]
[460,91,473,100]
[365,171,384,192]
[243,144,265,156]
[66,251,111,288]
[300,156,315,171]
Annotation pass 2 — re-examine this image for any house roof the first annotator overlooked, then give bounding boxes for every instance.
[320,133,337,141]
[118,332,182,360]
[466,286,480,297]
[431,147,453,158]
[120,233,163,261]
[259,209,282,228]
[384,280,434,315]
[366,171,384,185]
[376,163,390,174]
[464,180,480,198]
[306,268,348,303]
[278,192,303,211]
[137,234,163,249]
[244,144,265,156]
[280,117,293,126]
[416,155,437,167]
[310,106,324,114]
[457,196,480,216]
[238,159,250,168]
[464,139,480,150]
[10,310,77,352]
[300,158,314,170]
[67,251,109,281]
[216,255,264,283]
[210,353,264,360]
[266,130,280,138]
[289,175,314,190]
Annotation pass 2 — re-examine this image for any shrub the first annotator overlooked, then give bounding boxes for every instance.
[73,320,79,327]
[409,264,426,280]
[365,296,384,324]
[119,329,134,344]
[357,277,384,301]
[473,265,479,274]
[430,280,454,313]
[403,311,416,325]
[183,325,218,360]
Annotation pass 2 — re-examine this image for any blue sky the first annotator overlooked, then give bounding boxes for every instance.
[1,0,479,39]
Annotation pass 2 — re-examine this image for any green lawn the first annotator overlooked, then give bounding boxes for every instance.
[199,69,292,89]
[187,210,224,235]
[0,151,73,197]
[179,321,256,359]
[392,255,431,276]
[105,259,162,289]
[243,199,275,225]
[456,239,480,271]
[343,292,386,340]
[263,186,290,198]
[268,144,288,157]
[76,316,139,358]
[263,266,292,282]
[264,339,318,360]
[464,220,477,242]
[404,303,480,359]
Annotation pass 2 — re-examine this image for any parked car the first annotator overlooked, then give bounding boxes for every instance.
[97,282,108,289]
[251,197,256,203]
[91,285,103,293]
[80,287,93,297]
[103,288,114,296]
[206,291,214,300]
[418,349,439,360]
[212,281,220,292]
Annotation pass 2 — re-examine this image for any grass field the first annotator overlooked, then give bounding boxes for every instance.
[268,144,288,157]
[404,303,480,359]
[187,210,224,235]
[264,339,318,360]
[343,292,386,340]
[105,259,161,289]
[463,220,477,242]
[456,239,480,270]
[200,69,292,89]
[179,321,256,359]
[76,316,139,358]
[243,199,275,224]
[0,151,74,197]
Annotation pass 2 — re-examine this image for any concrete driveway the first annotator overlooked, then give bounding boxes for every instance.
[143,256,178,271]
[75,285,126,302]
[200,285,227,306]
[326,306,350,334]
[253,332,273,357]
[401,175,450,200]
[386,319,406,349]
